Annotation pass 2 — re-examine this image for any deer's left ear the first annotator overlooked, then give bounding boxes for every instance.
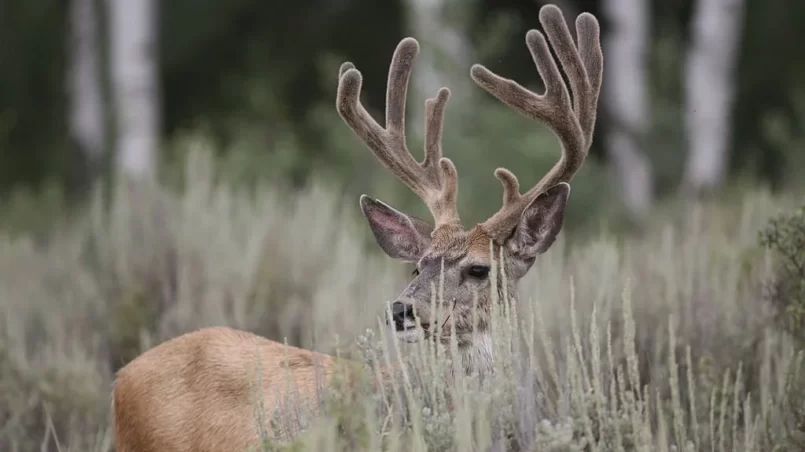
[505,183,570,259]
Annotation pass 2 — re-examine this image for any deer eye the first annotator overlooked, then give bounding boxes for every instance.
[467,265,490,279]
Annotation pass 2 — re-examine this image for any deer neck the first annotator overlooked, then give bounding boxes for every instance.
[454,284,520,379]
[458,331,494,378]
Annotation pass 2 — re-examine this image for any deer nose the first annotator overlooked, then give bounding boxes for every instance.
[390,301,413,329]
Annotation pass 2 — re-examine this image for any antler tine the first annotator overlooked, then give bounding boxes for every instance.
[470,4,603,241]
[336,38,462,231]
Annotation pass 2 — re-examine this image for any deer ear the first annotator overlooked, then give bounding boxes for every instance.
[360,195,433,262]
[505,183,570,259]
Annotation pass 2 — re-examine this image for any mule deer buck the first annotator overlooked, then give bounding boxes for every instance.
[112,4,602,451]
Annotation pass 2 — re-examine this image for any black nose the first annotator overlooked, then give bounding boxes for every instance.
[390,301,413,328]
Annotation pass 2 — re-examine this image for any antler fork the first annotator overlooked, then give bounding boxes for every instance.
[336,38,461,232]
[472,5,603,241]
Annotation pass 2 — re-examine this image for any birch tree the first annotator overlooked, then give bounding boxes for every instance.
[682,0,746,195]
[405,0,473,139]
[601,0,654,219]
[109,0,160,178]
[68,0,105,167]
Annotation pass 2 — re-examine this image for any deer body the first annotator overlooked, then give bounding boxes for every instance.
[112,5,603,451]
[112,327,336,452]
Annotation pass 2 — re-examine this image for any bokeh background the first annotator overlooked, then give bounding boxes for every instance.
[2,0,805,450]
[4,0,805,229]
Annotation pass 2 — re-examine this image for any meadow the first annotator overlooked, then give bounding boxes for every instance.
[1,147,804,451]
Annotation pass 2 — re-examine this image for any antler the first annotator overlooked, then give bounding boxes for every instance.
[471,5,603,241]
[336,38,461,232]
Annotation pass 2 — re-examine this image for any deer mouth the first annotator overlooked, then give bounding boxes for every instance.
[398,317,419,332]
[393,299,456,343]
[395,319,424,343]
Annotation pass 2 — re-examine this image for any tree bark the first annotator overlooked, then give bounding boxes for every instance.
[601,0,654,219]
[109,0,160,178]
[68,0,105,165]
[682,0,745,195]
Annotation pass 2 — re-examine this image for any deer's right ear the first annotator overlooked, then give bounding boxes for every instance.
[360,195,432,262]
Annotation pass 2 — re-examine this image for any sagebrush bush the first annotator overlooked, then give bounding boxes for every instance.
[759,202,805,345]
[0,146,803,451]
[758,200,805,450]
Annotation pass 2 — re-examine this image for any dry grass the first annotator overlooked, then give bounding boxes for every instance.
[0,146,803,451]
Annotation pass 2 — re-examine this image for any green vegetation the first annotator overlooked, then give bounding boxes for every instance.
[1,146,804,451]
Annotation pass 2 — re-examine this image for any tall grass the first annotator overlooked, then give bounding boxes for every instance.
[263,191,804,451]
[0,147,802,451]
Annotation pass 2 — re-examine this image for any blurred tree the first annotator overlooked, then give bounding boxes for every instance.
[67,0,106,179]
[110,0,160,178]
[682,0,745,196]
[601,0,654,220]
[404,0,475,140]
[0,0,407,192]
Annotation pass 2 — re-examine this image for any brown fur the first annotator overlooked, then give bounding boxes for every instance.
[113,327,336,452]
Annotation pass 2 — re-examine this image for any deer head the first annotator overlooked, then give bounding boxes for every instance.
[336,5,602,368]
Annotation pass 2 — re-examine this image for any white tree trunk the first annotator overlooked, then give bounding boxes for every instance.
[602,0,654,219]
[682,0,745,194]
[405,0,473,139]
[109,0,160,178]
[68,0,105,162]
